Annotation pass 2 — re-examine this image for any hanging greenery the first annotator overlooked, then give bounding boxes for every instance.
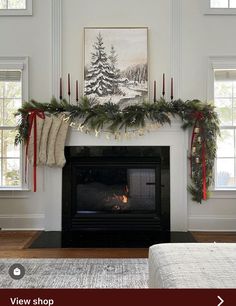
[15,97,220,203]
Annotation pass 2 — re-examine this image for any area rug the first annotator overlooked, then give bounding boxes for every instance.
[0,259,148,288]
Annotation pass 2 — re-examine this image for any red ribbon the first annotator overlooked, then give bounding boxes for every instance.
[25,110,45,192]
[202,142,207,200]
[190,111,207,201]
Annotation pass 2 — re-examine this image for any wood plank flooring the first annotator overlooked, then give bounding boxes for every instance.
[0,231,41,250]
[192,231,236,243]
[0,231,235,258]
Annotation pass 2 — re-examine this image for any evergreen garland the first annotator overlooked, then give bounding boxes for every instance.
[15,97,220,203]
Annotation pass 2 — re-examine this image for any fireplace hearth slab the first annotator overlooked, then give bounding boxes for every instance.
[29,231,196,249]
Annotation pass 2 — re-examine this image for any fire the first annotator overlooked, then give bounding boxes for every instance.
[112,186,129,204]
[114,194,128,204]
[122,195,128,204]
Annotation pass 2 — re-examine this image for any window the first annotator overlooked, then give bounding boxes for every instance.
[204,0,236,14]
[211,0,236,8]
[214,69,236,189]
[0,0,32,16]
[0,57,28,190]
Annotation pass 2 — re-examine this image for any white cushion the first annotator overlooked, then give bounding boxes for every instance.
[149,243,236,288]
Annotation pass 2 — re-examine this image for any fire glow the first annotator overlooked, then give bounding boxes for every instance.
[114,194,128,204]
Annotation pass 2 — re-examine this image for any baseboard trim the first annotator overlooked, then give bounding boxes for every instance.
[188,215,236,232]
[0,214,45,230]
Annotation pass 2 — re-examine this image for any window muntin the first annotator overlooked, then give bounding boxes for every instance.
[0,70,22,188]
[214,69,236,189]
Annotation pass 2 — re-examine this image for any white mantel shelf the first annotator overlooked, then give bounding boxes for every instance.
[45,118,189,232]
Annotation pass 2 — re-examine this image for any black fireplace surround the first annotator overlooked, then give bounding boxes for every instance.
[62,146,170,247]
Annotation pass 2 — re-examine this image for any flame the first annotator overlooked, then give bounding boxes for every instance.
[122,195,128,204]
[113,194,128,204]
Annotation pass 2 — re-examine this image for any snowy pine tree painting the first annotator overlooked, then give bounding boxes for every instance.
[84,28,148,106]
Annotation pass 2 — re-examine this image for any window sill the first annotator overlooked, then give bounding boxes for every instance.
[204,8,236,15]
[210,189,236,199]
[0,188,31,199]
[0,188,30,192]
[0,9,32,16]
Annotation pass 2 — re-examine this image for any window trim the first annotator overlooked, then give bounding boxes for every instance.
[0,0,32,16]
[0,56,29,191]
[208,56,236,197]
[203,0,236,15]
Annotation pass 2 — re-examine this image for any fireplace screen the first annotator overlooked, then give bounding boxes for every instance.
[76,167,156,213]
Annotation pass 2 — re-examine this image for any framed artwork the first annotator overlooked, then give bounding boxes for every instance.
[84,27,148,106]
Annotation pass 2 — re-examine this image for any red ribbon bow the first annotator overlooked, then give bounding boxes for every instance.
[190,111,207,201]
[25,110,45,192]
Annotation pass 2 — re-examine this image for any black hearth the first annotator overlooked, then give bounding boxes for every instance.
[62,146,170,247]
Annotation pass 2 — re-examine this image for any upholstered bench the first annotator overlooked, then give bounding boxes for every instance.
[149,243,236,288]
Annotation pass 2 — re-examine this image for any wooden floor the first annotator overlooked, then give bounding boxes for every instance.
[0,231,235,259]
[0,231,41,250]
[191,231,236,243]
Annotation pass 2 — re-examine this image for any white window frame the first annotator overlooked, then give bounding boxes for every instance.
[203,0,236,15]
[0,56,29,192]
[0,0,32,16]
[208,56,236,198]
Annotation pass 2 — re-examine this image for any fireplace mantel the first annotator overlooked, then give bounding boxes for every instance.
[45,118,188,232]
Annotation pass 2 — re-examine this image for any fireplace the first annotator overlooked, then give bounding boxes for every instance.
[62,146,170,246]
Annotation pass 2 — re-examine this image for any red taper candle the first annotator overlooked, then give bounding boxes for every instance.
[59,77,62,100]
[171,77,174,101]
[76,80,79,104]
[154,80,157,102]
[68,73,71,96]
[162,73,165,97]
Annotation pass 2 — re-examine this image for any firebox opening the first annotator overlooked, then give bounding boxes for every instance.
[76,167,156,213]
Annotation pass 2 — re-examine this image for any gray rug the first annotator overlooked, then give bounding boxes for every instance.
[0,259,148,288]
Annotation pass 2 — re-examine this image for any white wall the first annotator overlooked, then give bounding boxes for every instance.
[0,0,236,231]
[62,0,172,101]
[182,0,236,231]
[0,0,51,229]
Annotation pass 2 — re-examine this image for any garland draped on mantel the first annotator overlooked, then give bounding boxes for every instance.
[15,97,220,203]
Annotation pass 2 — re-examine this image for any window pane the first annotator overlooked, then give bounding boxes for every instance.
[0,99,3,126]
[215,82,232,98]
[0,82,4,97]
[230,0,236,7]
[211,0,229,7]
[215,98,232,108]
[216,158,235,188]
[8,0,26,9]
[217,129,234,157]
[2,159,20,187]
[4,81,21,98]
[3,98,21,126]
[0,0,7,9]
[215,99,233,125]
[233,108,236,125]
[0,68,23,189]
[2,130,20,158]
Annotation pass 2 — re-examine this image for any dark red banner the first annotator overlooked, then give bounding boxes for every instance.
[0,289,235,306]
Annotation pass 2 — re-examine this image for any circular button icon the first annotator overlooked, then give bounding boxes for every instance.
[9,264,25,280]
